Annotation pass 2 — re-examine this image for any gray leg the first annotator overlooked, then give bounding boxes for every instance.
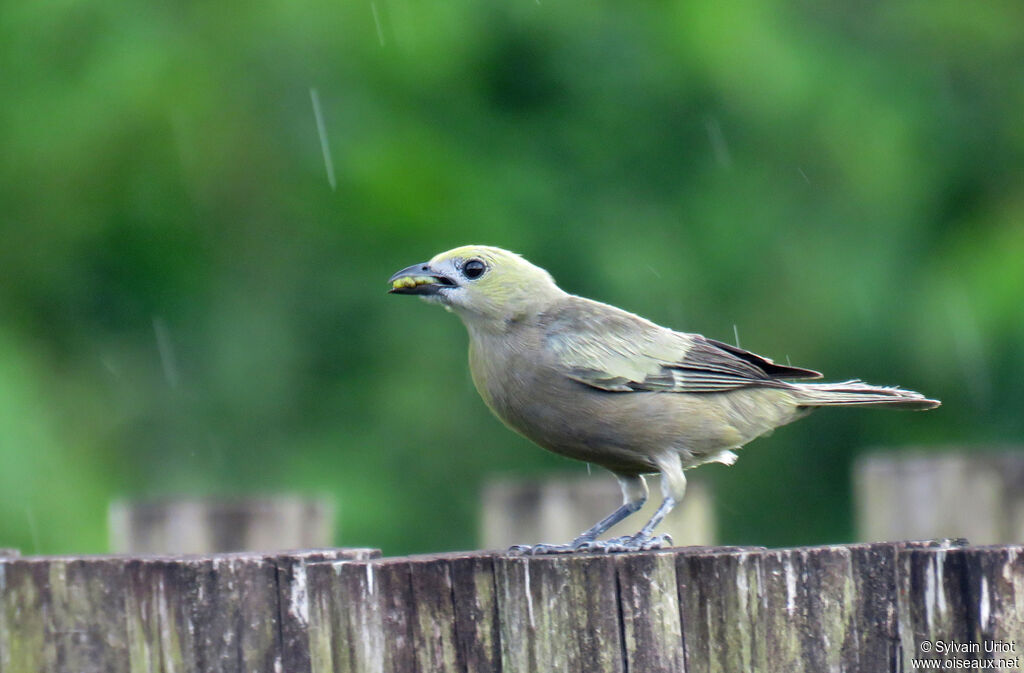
[510,473,648,555]
[571,473,648,544]
[605,452,686,552]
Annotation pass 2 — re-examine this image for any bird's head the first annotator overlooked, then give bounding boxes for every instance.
[388,245,562,324]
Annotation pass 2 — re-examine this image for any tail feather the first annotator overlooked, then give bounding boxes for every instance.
[792,380,940,410]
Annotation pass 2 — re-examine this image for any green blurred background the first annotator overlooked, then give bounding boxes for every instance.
[1,0,1022,556]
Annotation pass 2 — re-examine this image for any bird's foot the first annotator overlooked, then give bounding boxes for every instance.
[507,533,672,555]
[508,536,614,555]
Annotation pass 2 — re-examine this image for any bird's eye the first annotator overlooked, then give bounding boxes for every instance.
[462,259,486,280]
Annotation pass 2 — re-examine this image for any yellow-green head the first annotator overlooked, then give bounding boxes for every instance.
[388,245,562,323]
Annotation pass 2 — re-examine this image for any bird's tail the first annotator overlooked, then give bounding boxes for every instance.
[791,380,940,410]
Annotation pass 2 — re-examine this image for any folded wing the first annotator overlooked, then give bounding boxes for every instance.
[543,297,821,394]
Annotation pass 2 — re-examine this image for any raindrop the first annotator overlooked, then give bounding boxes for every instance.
[153,317,180,389]
[370,2,386,47]
[101,355,121,379]
[705,117,732,168]
[309,88,337,192]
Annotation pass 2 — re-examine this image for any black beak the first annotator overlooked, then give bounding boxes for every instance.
[387,263,457,295]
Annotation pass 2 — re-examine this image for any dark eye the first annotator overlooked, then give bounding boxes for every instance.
[462,259,486,280]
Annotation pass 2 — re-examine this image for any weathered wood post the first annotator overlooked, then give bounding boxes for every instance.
[108,495,336,553]
[676,543,915,673]
[480,474,715,549]
[855,450,1024,544]
[304,539,1024,673]
[6,540,1024,673]
[0,548,377,673]
[898,544,1024,670]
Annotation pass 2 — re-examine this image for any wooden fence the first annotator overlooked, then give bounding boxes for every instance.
[3,541,1024,673]
[0,548,377,673]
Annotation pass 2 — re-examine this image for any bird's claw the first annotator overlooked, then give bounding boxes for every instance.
[570,539,605,552]
[507,533,673,555]
[601,533,673,552]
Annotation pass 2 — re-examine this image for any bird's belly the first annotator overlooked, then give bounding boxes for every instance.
[481,374,802,474]
[505,397,658,470]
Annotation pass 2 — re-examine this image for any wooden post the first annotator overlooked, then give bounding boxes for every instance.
[480,474,715,549]
[307,551,504,673]
[677,544,912,673]
[306,540,1007,673]
[898,544,1024,670]
[7,541,1024,673]
[0,548,377,673]
[108,495,336,553]
[855,450,1024,544]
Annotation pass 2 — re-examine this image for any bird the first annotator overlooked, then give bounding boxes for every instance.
[388,245,940,553]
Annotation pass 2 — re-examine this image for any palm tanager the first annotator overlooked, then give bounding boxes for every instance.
[389,245,940,553]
